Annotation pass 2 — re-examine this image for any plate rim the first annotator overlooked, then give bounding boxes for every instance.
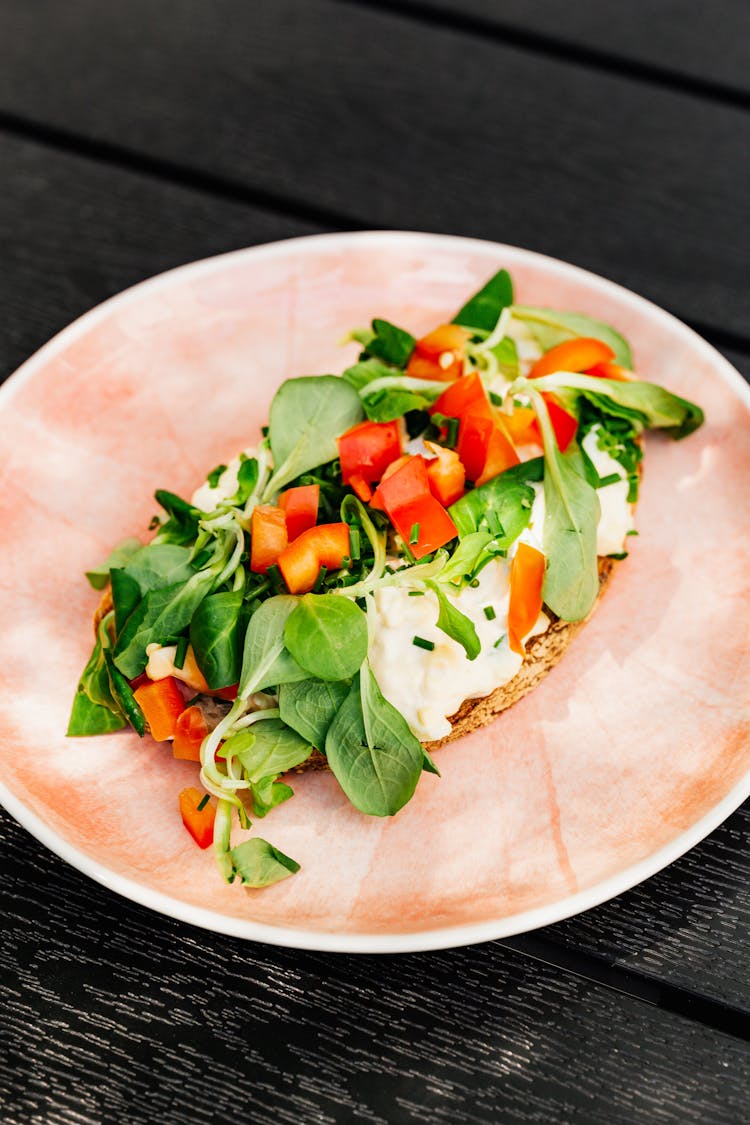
[2,229,749,953]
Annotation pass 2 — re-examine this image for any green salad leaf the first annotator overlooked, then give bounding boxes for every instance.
[113,569,215,679]
[190,589,244,689]
[85,537,142,590]
[238,595,308,698]
[229,718,313,780]
[449,458,543,540]
[342,357,398,391]
[512,306,633,367]
[229,837,300,887]
[278,678,350,748]
[453,269,513,332]
[364,319,416,367]
[152,490,204,546]
[425,581,480,660]
[284,594,369,681]
[265,375,364,496]
[325,664,424,817]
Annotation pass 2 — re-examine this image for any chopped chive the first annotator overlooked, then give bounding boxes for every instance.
[313,565,328,593]
[196,793,210,812]
[261,425,269,437]
[384,564,396,575]
[409,522,420,545]
[446,417,459,448]
[483,605,496,621]
[247,576,270,599]
[493,634,507,648]
[173,636,188,669]
[412,635,435,651]
[206,463,227,488]
[192,548,213,570]
[247,597,262,616]
[626,529,639,537]
[489,391,503,406]
[266,563,284,592]
[470,578,480,588]
[598,472,622,488]
[350,526,361,560]
[408,590,425,597]
[341,556,352,569]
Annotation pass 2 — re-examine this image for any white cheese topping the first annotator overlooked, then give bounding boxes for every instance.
[581,426,635,556]
[368,560,548,742]
[191,448,258,512]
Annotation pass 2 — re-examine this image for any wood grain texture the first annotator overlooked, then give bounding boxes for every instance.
[360,0,750,97]
[0,133,749,1013]
[0,1,748,340]
[1,811,748,1125]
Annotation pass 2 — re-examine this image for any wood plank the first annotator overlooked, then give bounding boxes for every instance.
[364,0,750,98]
[0,0,748,339]
[0,132,749,1014]
[1,810,748,1125]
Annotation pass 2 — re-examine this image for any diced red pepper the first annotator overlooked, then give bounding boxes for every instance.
[338,419,402,484]
[508,544,546,656]
[278,484,319,541]
[390,495,459,559]
[349,472,373,503]
[173,705,208,762]
[371,455,430,512]
[277,522,351,594]
[429,371,494,422]
[250,505,288,574]
[424,440,465,506]
[542,393,578,453]
[370,455,457,558]
[179,787,216,849]
[586,360,636,382]
[529,337,615,380]
[457,414,520,485]
[406,324,471,382]
[211,684,239,702]
[134,677,185,742]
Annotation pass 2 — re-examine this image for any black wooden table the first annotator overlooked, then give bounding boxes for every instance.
[1,3,749,1121]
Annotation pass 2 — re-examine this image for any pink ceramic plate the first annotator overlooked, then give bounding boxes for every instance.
[1,232,749,953]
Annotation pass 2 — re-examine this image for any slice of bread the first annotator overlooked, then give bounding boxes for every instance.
[95,556,617,763]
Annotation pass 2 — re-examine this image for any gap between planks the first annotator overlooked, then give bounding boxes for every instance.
[335,0,750,112]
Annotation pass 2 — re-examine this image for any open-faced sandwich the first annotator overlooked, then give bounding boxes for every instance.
[69,269,703,888]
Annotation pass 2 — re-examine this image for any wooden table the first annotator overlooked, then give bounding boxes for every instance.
[1,3,748,1120]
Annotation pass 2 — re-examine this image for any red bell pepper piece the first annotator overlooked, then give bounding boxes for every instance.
[457,414,520,485]
[429,371,494,422]
[542,394,578,452]
[277,522,351,594]
[370,455,457,558]
[250,505,288,573]
[211,684,239,702]
[406,323,471,382]
[134,677,185,742]
[173,704,208,762]
[338,419,402,484]
[508,543,546,656]
[424,440,465,506]
[529,337,615,380]
[278,484,319,541]
[349,472,373,503]
[179,787,216,849]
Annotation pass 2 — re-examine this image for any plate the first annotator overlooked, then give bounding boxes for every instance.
[1,231,749,953]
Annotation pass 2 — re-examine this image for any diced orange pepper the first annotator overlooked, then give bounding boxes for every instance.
[406,324,471,382]
[279,484,319,541]
[529,337,615,380]
[134,676,185,742]
[508,544,546,656]
[179,787,216,849]
[349,472,373,503]
[502,406,540,447]
[429,371,494,422]
[277,522,351,594]
[173,705,208,762]
[586,360,636,382]
[457,413,520,485]
[338,419,402,484]
[250,505,288,574]
[424,440,465,506]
